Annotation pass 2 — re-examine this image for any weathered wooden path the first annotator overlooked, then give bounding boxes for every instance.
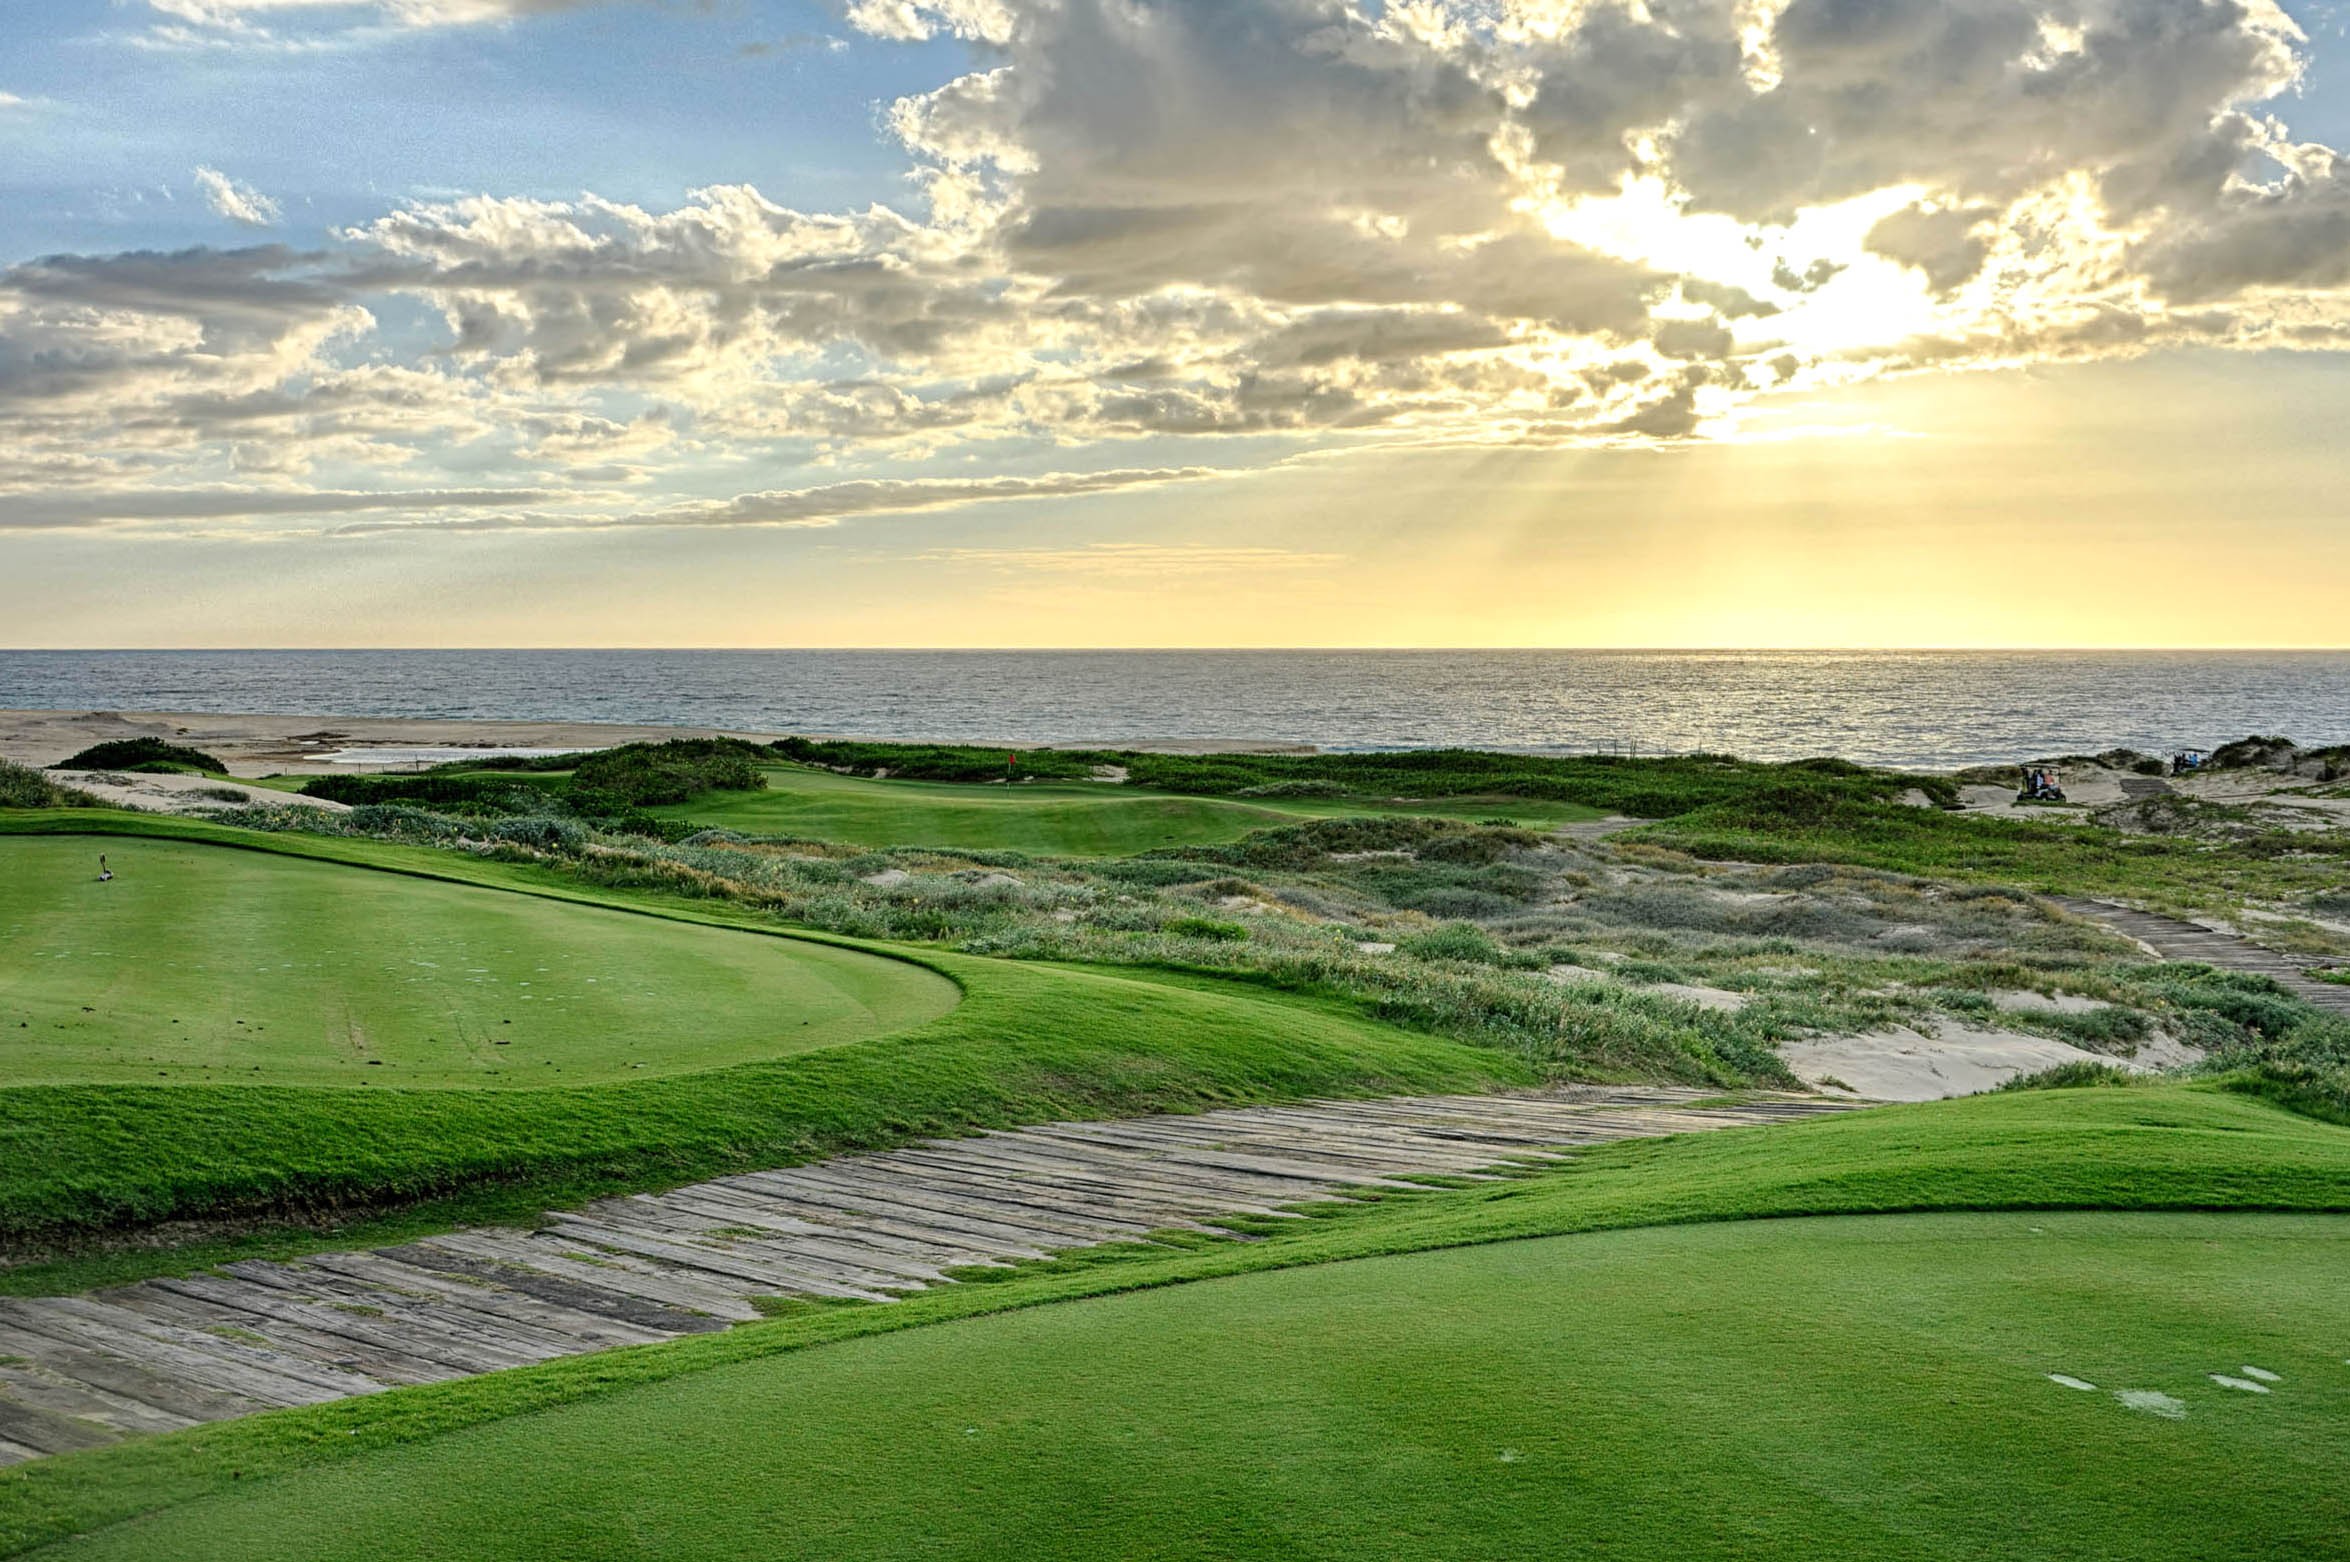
[2059,898,2350,1017]
[0,1087,1854,1466]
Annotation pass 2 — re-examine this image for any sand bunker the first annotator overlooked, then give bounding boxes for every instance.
[52,770,351,817]
[2047,1374,2099,1391]
[1779,1020,2174,1102]
[2210,1374,2272,1394]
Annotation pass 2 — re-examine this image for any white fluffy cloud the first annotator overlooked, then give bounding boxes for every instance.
[14,0,2350,541]
[193,165,283,227]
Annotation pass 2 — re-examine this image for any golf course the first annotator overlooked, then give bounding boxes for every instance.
[1,836,958,1086]
[5,1084,2347,1559]
[5,735,2350,1560]
[649,764,1606,855]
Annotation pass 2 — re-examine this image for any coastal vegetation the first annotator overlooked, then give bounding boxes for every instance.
[50,739,229,775]
[6,1085,2347,1558]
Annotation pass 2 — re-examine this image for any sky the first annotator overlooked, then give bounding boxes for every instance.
[5,0,2350,648]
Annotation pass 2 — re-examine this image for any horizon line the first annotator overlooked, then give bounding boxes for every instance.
[7,645,2350,656]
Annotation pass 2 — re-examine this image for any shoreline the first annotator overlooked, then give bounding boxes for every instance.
[0,709,1318,776]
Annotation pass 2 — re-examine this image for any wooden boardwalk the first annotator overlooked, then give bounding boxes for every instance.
[0,1087,1854,1467]
[2058,898,2350,1017]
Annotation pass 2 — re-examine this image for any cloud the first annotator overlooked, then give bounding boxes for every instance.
[193,166,283,228]
[139,0,605,42]
[15,0,2350,550]
[0,92,25,108]
[914,543,1341,576]
[0,487,551,530]
[328,465,1234,534]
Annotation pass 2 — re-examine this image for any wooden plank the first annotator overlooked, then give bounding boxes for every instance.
[731,1170,1086,1252]
[405,1236,757,1324]
[889,1139,1301,1212]
[382,1244,726,1335]
[0,1300,360,1408]
[0,1399,116,1457]
[0,1361,197,1437]
[306,1253,679,1350]
[167,1266,570,1368]
[117,1285,463,1385]
[542,1219,902,1301]
[550,1209,941,1291]
[0,1342,262,1426]
[708,1178,1050,1262]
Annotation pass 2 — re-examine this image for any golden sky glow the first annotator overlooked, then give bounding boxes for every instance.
[10,350,2346,650]
[6,0,2350,649]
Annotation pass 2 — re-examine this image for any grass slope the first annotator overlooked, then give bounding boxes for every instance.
[68,1214,2348,1562]
[0,837,957,1088]
[654,765,1603,855]
[0,816,1519,1258]
[7,1086,2347,1559]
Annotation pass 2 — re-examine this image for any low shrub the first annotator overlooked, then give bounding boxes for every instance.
[1995,1061,2144,1091]
[0,759,100,809]
[1401,921,1510,965]
[574,739,768,805]
[1164,915,1250,942]
[52,737,226,772]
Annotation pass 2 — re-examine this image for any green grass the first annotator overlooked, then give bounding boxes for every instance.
[7,1085,2348,1559]
[652,765,1604,855]
[1638,795,2350,914]
[0,837,958,1088]
[0,814,1519,1255]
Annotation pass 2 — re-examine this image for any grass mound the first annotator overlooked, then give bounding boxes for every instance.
[571,739,767,806]
[51,739,227,774]
[7,1086,2346,1559]
[0,825,1516,1257]
[0,836,957,1088]
[652,765,1602,856]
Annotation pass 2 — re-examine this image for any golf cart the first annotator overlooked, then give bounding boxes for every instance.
[2017,765,2067,803]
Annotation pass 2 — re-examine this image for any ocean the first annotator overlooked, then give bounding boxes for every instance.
[2,649,2344,771]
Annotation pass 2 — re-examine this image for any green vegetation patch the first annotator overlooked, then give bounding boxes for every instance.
[1638,793,2350,914]
[0,836,958,1089]
[70,1214,2344,1562]
[654,764,1602,855]
[49,739,228,775]
[7,1086,2348,1559]
[774,738,1957,816]
[0,762,97,811]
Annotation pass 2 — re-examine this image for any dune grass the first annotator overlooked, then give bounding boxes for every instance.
[1639,794,2350,914]
[0,836,957,1088]
[6,1085,2347,1559]
[0,816,1519,1259]
[650,765,1604,854]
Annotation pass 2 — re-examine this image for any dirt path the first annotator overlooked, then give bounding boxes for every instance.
[0,1087,1855,1466]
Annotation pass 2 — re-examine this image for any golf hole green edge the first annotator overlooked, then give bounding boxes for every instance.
[0,813,1525,1254]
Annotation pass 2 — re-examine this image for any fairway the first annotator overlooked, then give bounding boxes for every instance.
[654,765,1604,854]
[0,837,959,1087]
[47,1211,2350,1562]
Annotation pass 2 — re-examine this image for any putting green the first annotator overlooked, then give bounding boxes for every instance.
[0,837,958,1087]
[49,1211,2350,1562]
[654,765,1603,855]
